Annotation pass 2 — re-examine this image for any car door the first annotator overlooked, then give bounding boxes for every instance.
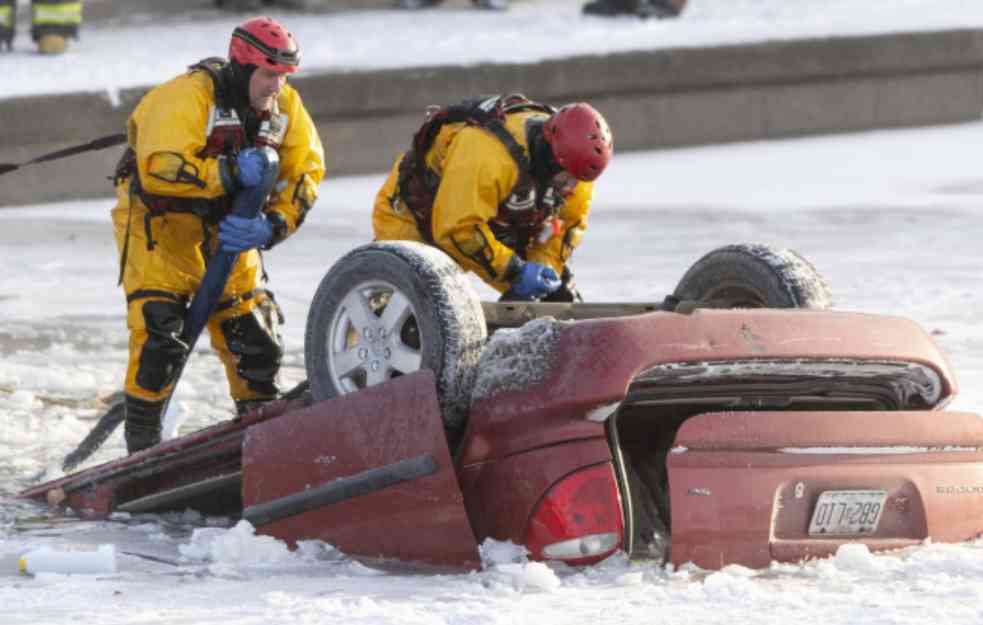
[241,370,480,568]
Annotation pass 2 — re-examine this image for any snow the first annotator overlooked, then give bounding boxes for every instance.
[471,316,563,404]
[178,520,293,566]
[586,401,621,422]
[3,1,983,623]
[479,538,564,592]
[478,537,529,566]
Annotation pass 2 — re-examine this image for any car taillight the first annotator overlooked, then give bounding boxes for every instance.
[525,463,624,565]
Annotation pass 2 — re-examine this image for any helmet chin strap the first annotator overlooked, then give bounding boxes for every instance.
[527,120,563,185]
[221,59,267,143]
[227,59,257,112]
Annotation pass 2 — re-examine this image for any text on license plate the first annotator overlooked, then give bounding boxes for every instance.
[808,490,887,536]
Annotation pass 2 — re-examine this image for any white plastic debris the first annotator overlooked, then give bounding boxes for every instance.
[18,544,117,576]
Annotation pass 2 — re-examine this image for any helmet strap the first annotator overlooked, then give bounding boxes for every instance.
[527,120,563,185]
[227,59,256,114]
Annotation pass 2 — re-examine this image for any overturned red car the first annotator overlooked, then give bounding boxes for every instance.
[22,242,983,571]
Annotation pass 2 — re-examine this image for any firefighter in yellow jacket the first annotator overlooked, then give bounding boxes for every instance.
[373,95,613,301]
[111,16,325,454]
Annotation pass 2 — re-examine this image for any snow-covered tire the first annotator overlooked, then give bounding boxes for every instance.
[304,241,487,430]
[672,243,833,310]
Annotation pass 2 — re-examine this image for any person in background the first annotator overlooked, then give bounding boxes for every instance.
[0,0,83,54]
[373,94,613,302]
[0,0,13,51]
[583,0,686,18]
[110,16,325,453]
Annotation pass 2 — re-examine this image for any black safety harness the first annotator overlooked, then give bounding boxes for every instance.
[395,93,560,259]
[111,58,295,287]
[0,58,287,316]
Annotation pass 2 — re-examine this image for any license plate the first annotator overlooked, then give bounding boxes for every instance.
[808,490,887,536]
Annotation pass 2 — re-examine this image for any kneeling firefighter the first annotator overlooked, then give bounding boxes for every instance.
[111,16,325,454]
[373,95,613,301]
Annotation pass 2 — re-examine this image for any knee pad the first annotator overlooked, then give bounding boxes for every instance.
[220,298,283,396]
[135,300,189,393]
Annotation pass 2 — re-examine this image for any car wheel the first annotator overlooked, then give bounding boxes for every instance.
[304,241,487,430]
[672,243,832,309]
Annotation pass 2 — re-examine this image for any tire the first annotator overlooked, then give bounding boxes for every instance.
[304,241,487,430]
[672,243,832,310]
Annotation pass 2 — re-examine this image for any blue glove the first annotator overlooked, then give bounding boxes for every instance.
[218,213,273,253]
[506,262,562,300]
[235,148,268,188]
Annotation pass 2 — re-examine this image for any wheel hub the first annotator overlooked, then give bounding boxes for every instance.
[367,328,392,359]
[327,280,424,393]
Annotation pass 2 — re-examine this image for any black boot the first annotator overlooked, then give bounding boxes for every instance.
[395,0,443,8]
[215,0,264,10]
[582,0,637,16]
[583,0,683,18]
[124,395,164,454]
[637,0,685,18]
[472,0,508,10]
[234,398,278,419]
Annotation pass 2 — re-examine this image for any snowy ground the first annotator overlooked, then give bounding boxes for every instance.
[1,119,983,625]
[3,1,983,623]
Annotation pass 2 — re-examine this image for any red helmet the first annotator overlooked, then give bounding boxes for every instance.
[543,103,613,182]
[229,17,300,74]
